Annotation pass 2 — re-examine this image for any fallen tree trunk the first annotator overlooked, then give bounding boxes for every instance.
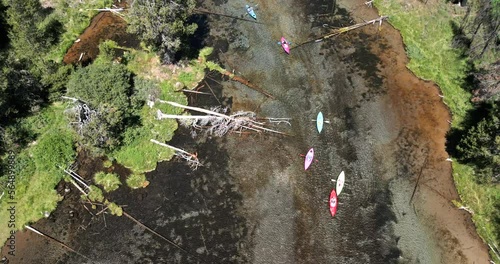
[221,71,275,99]
[157,101,288,136]
[150,139,202,170]
[25,225,92,260]
[295,16,389,48]
[203,61,275,99]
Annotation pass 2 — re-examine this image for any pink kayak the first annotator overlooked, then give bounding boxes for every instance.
[329,189,338,217]
[281,37,290,54]
[304,148,314,170]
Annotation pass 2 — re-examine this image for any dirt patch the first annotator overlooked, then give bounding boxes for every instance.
[63,11,140,65]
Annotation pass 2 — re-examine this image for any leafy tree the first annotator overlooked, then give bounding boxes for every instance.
[127,0,197,63]
[76,103,124,151]
[0,56,43,124]
[457,102,500,182]
[0,1,9,51]
[453,0,500,63]
[3,0,62,77]
[67,62,132,111]
[66,62,134,151]
[2,0,71,104]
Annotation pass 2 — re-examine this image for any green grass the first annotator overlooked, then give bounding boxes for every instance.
[374,0,500,261]
[105,201,123,216]
[453,163,500,262]
[375,0,472,127]
[0,103,76,244]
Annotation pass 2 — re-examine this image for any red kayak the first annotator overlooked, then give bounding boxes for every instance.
[281,37,290,54]
[329,189,338,217]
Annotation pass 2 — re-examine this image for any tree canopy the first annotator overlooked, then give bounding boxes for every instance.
[66,62,134,151]
[66,62,132,111]
[0,56,43,124]
[457,102,500,182]
[127,0,197,63]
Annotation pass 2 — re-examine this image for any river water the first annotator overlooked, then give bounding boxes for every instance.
[2,0,490,263]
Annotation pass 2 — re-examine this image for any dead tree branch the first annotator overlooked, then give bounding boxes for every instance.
[63,97,97,135]
[156,101,288,136]
[150,139,202,170]
[61,166,90,191]
[295,16,389,48]
[25,225,92,260]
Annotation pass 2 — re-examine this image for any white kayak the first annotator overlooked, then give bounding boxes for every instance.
[336,171,345,195]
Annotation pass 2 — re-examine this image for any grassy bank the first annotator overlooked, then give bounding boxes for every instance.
[112,48,208,172]
[374,0,500,261]
[0,103,76,244]
[375,0,472,127]
[0,47,210,245]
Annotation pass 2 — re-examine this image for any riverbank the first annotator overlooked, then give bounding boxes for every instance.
[344,0,491,262]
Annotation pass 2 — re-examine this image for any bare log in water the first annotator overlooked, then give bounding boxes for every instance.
[122,211,207,263]
[150,139,202,170]
[260,117,292,126]
[409,156,428,204]
[25,225,92,261]
[294,16,389,48]
[182,89,211,95]
[156,101,288,137]
[219,71,275,99]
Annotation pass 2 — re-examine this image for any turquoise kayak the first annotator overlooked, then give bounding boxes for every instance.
[316,112,324,133]
[246,5,256,20]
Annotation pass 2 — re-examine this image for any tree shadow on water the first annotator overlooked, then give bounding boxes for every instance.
[176,14,210,61]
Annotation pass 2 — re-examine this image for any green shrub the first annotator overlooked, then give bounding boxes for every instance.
[31,131,75,173]
[103,159,113,169]
[86,185,104,204]
[94,172,121,192]
[105,201,123,216]
[126,173,149,189]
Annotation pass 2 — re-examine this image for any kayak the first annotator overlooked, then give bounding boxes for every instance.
[316,112,324,133]
[281,37,290,54]
[246,5,257,20]
[329,189,338,217]
[304,148,314,170]
[336,171,345,195]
